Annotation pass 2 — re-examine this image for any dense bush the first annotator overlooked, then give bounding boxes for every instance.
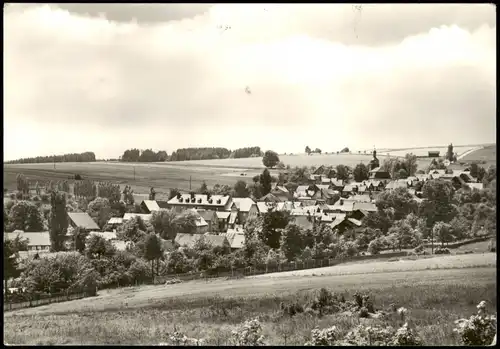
[454,301,497,345]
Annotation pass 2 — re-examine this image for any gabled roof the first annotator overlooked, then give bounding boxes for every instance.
[123,213,153,221]
[357,186,367,192]
[196,209,217,222]
[5,231,51,247]
[216,211,231,220]
[330,200,355,212]
[467,183,484,190]
[256,202,269,214]
[330,179,344,187]
[67,212,100,230]
[353,202,377,212]
[272,186,289,193]
[108,217,124,225]
[231,197,257,212]
[348,218,362,227]
[321,177,331,184]
[342,184,357,192]
[330,217,346,229]
[186,209,208,227]
[167,194,231,207]
[260,193,283,202]
[296,185,309,193]
[385,181,408,190]
[220,229,245,249]
[175,233,229,248]
[87,231,118,241]
[141,200,160,212]
[348,194,372,203]
[316,185,330,191]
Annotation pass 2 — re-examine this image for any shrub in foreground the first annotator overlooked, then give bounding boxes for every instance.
[454,301,497,345]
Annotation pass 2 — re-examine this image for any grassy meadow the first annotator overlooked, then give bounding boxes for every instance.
[459,145,497,167]
[4,254,496,345]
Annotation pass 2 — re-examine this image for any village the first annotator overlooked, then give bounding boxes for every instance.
[4,148,490,260]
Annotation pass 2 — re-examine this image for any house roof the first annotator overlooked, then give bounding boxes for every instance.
[256,202,269,214]
[343,184,357,192]
[167,194,231,207]
[87,231,118,241]
[369,167,382,173]
[216,211,231,219]
[220,229,245,249]
[196,209,216,222]
[348,194,372,203]
[296,185,309,193]
[273,186,289,193]
[330,218,345,229]
[316,185,330,191]
[385,181,408,190]
[330,200,355,212]
[260,193,284,202]
[353,202,377,212]
[467,183,484,190]
[186,209,208,227]
[141,200,160,212]
[174,233,229,248]
[231,197,256,212]
[67,212,100,230]
[321,177,331,184]
[123,213,153,221]
[275,201,296,212]
[5,231,51,247]
[330,179,344,187]
[348,218,363,227]
[108,217,124,225]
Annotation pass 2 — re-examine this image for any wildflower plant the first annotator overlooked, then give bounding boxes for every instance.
[454,301,497,345]
[305,326,339,346]
[232,318,266,346]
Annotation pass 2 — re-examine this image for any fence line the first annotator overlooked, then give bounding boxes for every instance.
[4,291,89,312]
[154,251,408,284]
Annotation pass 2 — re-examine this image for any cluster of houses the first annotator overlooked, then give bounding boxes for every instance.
[5,151,483,256]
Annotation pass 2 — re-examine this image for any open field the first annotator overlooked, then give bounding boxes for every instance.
[4,259,496,345]
[459,144,497,166]
[376,145,484,158]
[3,143,495,194]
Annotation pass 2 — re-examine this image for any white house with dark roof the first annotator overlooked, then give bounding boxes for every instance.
[231,197,259,225]
[5,231,51,252]
[167,193,232,212]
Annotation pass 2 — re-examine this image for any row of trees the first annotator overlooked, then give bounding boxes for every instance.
[120,148,169,162]
[305,146,322,155]
[120,147,263,163]
[5,152,96,164]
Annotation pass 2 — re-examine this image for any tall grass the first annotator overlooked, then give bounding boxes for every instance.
[5,280,496,345]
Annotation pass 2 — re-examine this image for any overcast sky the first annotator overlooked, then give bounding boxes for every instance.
[4,4,496,160]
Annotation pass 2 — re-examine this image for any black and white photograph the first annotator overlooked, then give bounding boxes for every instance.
[3,3,496,346]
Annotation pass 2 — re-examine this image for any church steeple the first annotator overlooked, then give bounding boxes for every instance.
[369,147,379,170]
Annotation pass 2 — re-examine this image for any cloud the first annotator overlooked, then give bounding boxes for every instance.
[4,4,496,160]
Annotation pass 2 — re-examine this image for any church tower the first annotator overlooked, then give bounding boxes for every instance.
[369,148,380,170]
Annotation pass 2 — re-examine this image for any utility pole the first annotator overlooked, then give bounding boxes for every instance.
[133,167,136,181]
[189,176,192,190]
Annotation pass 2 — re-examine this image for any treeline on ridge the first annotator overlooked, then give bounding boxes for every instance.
[120,146,263,162]
[5,152,96,164]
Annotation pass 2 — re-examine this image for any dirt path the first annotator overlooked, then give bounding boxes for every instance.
[458,146,483,161]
